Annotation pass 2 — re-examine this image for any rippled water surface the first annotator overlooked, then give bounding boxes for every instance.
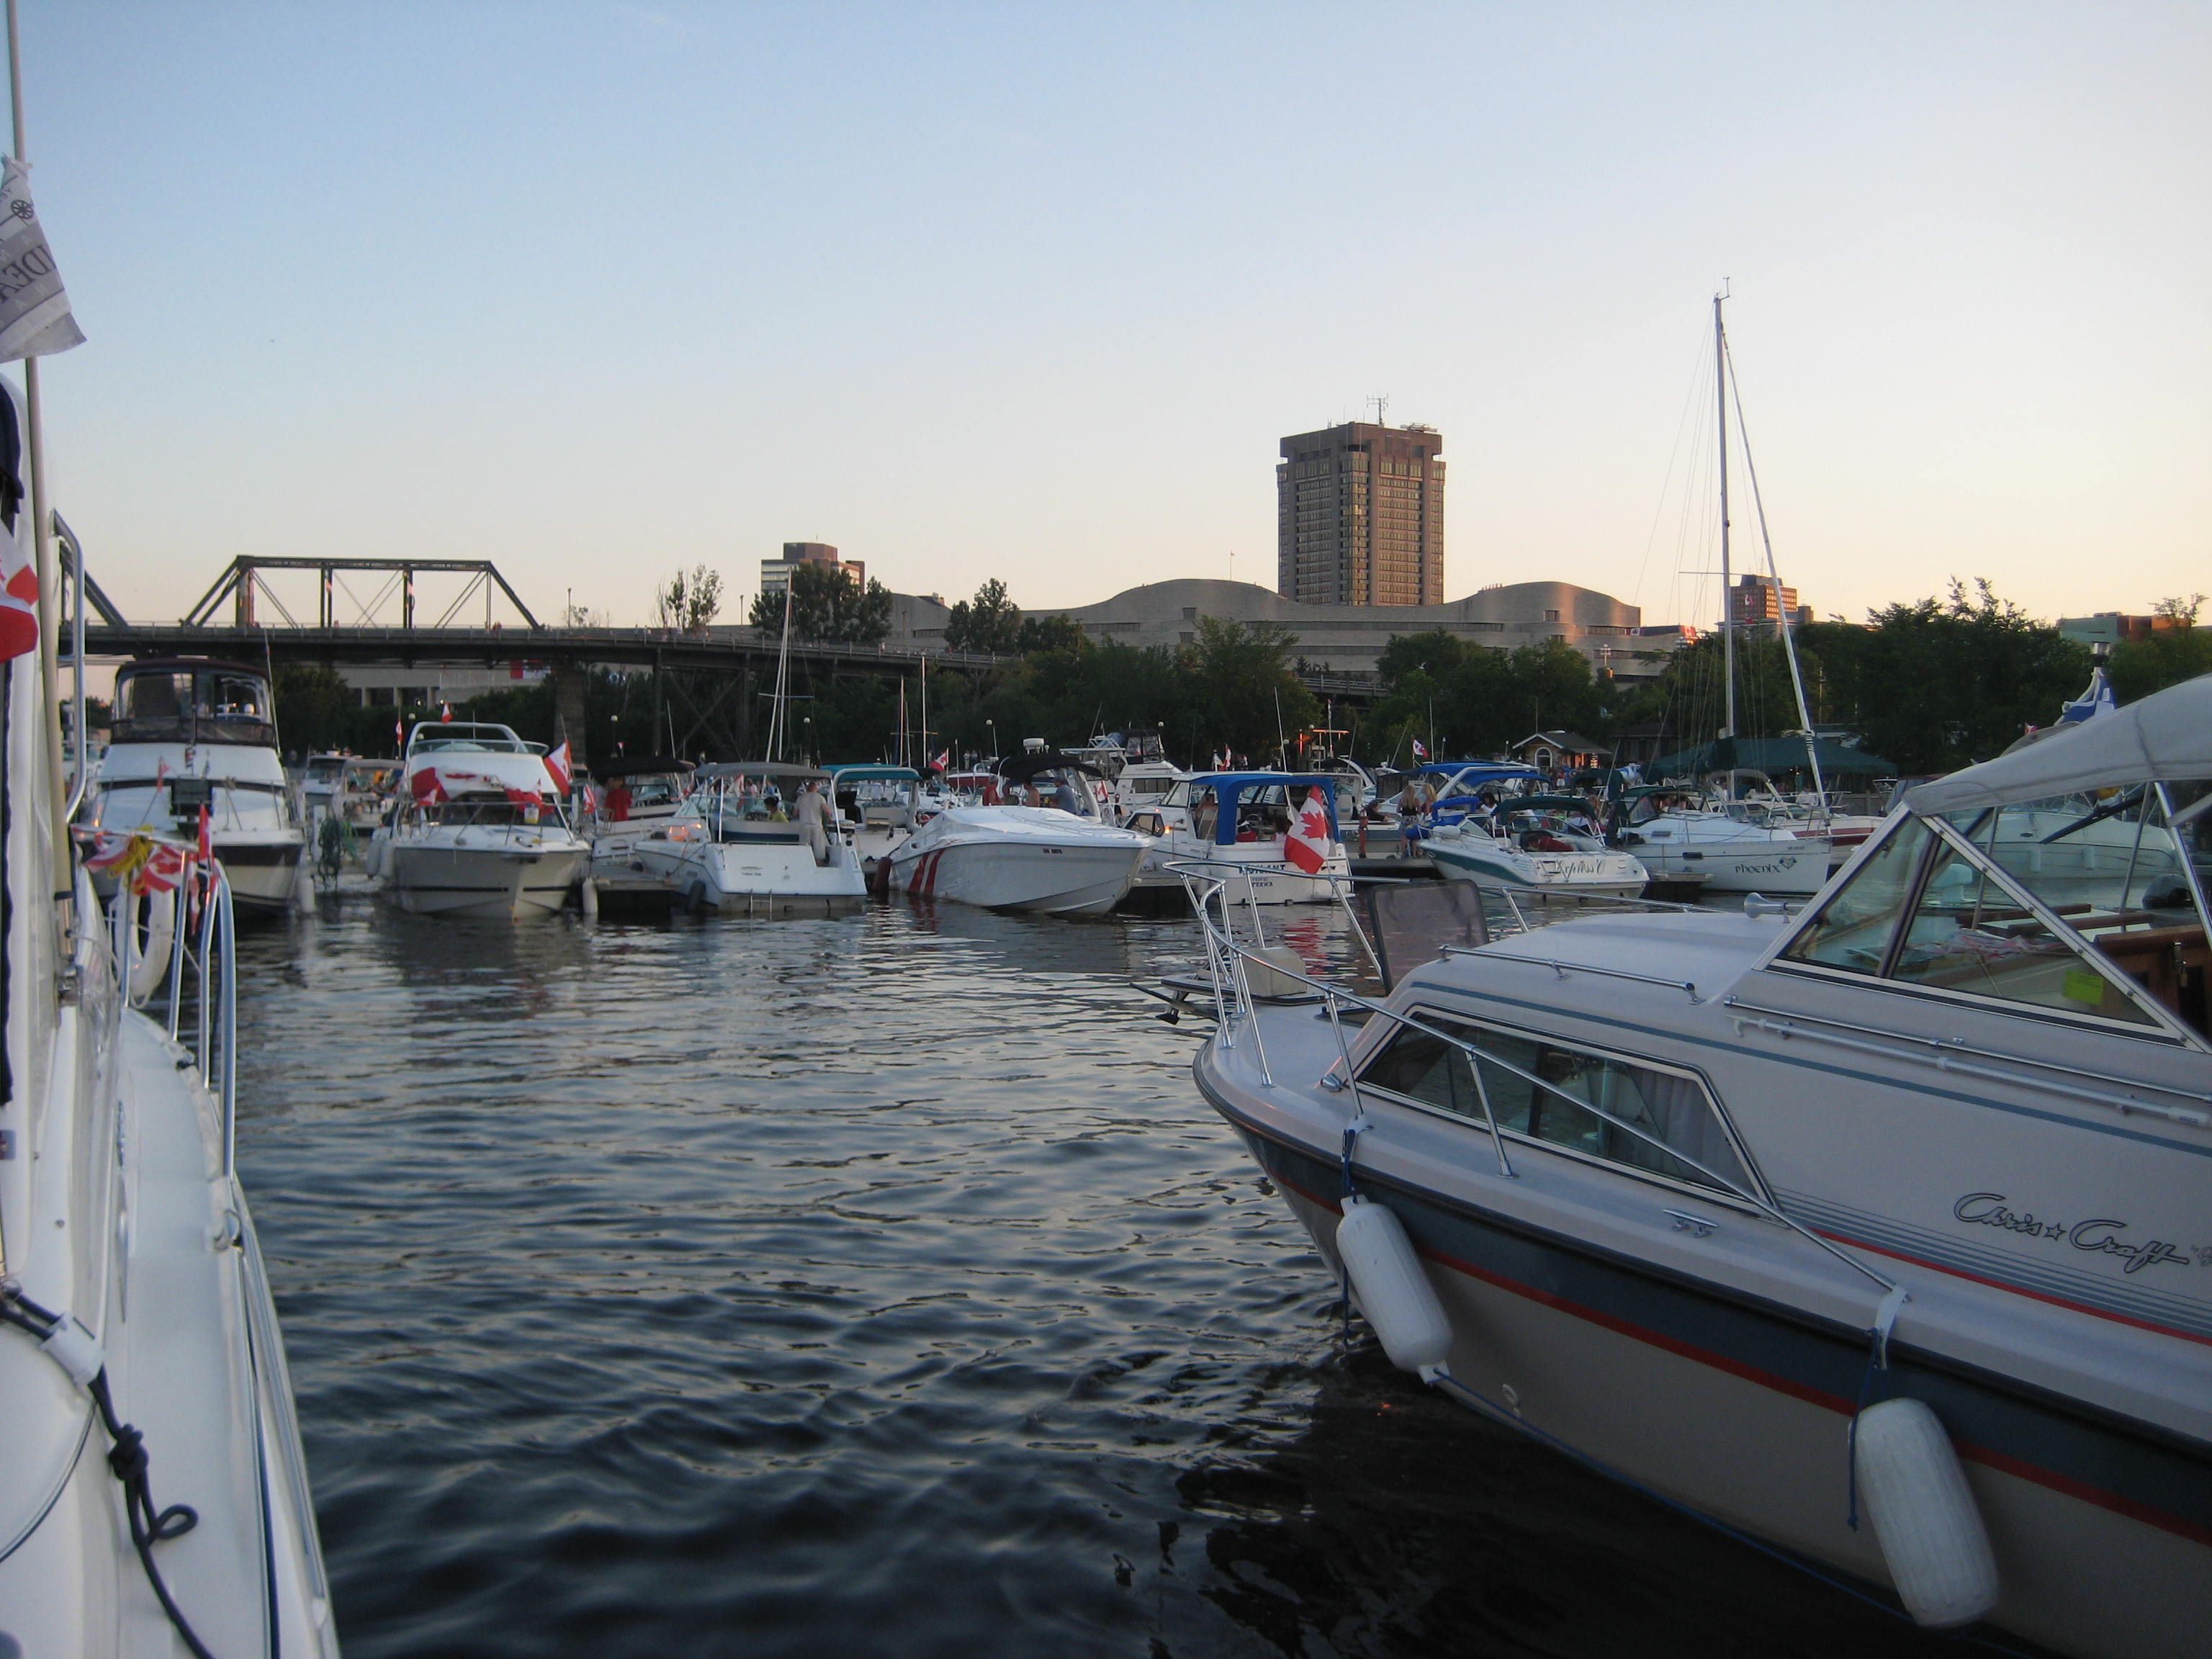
[235,896,1959,1658]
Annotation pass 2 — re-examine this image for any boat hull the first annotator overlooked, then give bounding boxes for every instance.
[1203,1081,2211,1659]
[630,831,868,914]
[894,839,1140,915]
[1426,835,1648,896]
[216,834,305,912]
[1635,840,1832,895]
[382,842,588,919]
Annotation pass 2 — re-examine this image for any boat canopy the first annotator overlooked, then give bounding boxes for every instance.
[999,751,1111,786]
[1904,674,2212,817]
[594,755,696,781]
[694,761,821,783]
[1189,772,1343,848]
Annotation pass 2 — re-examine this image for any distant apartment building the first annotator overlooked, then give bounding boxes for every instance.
[759,541,865,601]
[1729,573,1812,634]
[1277,422,1444,607]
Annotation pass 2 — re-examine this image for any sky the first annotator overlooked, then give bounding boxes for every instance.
[17,1,2211,634]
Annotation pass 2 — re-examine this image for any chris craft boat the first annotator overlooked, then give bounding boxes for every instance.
[1141,772,1353,904]
[889,752,1148,915]
[0,249,336,1657]
[81,657,305,913]
[366,721,587,918]
[1186,671,2211,1659]
[626,761,866,915]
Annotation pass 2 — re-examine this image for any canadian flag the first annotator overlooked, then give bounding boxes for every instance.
[410,765,449,803]
[930,749,948,772]
[0,516,35,662]
[1285,786,1333,876]
[1411,737,1429,760]
[544,741,572,794]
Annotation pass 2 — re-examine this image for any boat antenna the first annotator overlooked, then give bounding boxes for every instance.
[8,0,71,871]
[1722,331,1826,801]
[1714,289,1735,754]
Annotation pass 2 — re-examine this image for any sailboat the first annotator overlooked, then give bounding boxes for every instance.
[0,14,337,1650]
[1619,296,1840,895]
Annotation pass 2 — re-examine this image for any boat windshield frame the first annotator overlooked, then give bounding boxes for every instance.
[1760,799,2209,1048]
[111,660,277,749]
[406,721,532,757]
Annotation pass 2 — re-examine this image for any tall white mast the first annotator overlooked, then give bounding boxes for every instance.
[765,580,793,762]
[1714,290,1735,745]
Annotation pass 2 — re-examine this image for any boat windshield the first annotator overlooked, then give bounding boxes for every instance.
[113,666,276,747]
[411,726,529,755]
[1779,784,2211,1036]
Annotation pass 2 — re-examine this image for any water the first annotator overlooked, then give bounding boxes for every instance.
[235,897,1957,1658]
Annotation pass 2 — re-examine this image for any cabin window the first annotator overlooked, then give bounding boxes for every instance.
[113,671,195,741]
[1780,817,1934,974]
[1360,1012,1750,1195]
[1888,842,2157,1026]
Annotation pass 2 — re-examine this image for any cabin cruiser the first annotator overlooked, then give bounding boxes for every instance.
[1187,673,2211,1659]
[1141,772,1352,904]
[585,755,695,865]
[299,750,347,819]
[626,762,866,914]
[0,392,335,1648]
[1613,786,1834,894]
[366,721,587,919]
[1427,790,1650,896]
[826,764,925,870]
[80,657,305,913]
[332,755,401,835]
[889,752,1147,914]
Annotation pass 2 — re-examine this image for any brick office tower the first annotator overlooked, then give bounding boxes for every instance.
[1277,422,1445,606]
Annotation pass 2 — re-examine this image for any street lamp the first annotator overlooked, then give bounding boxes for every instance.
[802,716,813,765]
[611,714,623,757]
[985,718,996,761]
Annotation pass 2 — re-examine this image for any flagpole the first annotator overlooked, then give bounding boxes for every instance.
[6,0,69,877]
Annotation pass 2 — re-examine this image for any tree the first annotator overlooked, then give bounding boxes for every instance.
[1015,613,1084,654]
[748,560,891,643]
[2112,594,2212,703]
[657,565,723,632]
[943,578,1023,655]
[1177,617,1318,764]
[271,663,359,756]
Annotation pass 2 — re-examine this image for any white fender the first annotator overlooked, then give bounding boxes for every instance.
[1334,1196,1452,1378]
[1853,1398,2000,1628]
[1242,945,1310,999]
[129,892,173,1007]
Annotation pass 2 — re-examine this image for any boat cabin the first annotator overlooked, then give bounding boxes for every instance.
[112,658,275,748]
[593,755,695,823]
[1174,773,1344,847]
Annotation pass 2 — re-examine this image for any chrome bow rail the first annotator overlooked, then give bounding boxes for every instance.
[108,855,240,1178]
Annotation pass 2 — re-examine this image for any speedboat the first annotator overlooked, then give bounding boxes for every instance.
[1613,786,1833,894]
[584,755,695,865]
[626,762,866,915]
[1426,791,1650,896]
[1187,673,2212,1659]
[81,657,305,914]
[1143,772,1354,904]
[366,720,588,919]
[888,804,1148,914]
[0,386,336,1647]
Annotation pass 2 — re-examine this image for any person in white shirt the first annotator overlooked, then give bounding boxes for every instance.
[794,778,830,864]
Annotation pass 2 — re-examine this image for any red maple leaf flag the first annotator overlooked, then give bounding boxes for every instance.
[544,742,572,795]
[1285,786,1333,876]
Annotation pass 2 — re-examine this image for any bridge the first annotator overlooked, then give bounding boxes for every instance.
[77,555,1382,761]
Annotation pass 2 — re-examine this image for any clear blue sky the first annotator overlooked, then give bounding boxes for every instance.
[19,1,2211,632]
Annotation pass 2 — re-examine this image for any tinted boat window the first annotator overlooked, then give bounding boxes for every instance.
[1780,817,1933,975]
[1890,842,2157,1025]
[113,671,194,742]
[1361,1014,1749,1193]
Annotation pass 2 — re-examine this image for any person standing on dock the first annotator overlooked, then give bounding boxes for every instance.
[795,778,830,864]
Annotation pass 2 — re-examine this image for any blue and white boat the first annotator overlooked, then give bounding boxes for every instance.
[1187,672,2212,1658]
[1145,771,1353,904]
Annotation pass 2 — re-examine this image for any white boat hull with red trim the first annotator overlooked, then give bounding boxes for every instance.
[889,806,1147,916]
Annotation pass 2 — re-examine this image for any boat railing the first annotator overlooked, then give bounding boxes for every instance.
[1170,860,1903,1312]
[107,853,240,1179]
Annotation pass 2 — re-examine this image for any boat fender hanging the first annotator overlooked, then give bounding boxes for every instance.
[1244,945,1310,1000]
[130,895,173,1007]
[1334,1196,1452,1380]
[1852,1398,2000,1629]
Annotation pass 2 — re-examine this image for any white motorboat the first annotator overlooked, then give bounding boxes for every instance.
[584,755,695,866]
[889,804,1148,914]
[1614,786,1833,894]
[366,721,588,919]
[626,762,866,914]
[81,657,305,913]
[0,359,335,1653]
[825,763,925,871]
[300,750,347,817]
[1186,671,2212,1659]
[1426,791,1650,896]
[1142,772,1353,904]
[332,755,402,835]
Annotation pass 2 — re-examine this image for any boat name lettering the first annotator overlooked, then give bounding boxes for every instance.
[1952,1192,2193,1274]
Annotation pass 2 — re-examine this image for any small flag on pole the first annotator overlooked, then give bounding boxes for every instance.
[1411,737,1429,760]
[544,741,572,794]
[0,158,85,361]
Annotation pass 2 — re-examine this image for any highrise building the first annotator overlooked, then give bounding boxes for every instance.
[1276,422,1444,606]
[760,541,865,601]
[1729,573,1812,634]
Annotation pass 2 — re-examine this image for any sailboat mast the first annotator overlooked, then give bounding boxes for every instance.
[766,580,794,762]
[1714,291,1735,745]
